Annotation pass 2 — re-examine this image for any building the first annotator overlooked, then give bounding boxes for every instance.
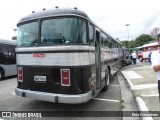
[150,27,159,39]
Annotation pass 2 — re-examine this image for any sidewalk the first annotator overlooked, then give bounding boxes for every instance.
[122,65,160,120]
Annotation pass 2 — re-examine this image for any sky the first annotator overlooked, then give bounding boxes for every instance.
[0,0,160,41]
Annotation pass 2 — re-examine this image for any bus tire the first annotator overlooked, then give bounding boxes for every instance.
[102,69,110,91]
[0,69,4,81]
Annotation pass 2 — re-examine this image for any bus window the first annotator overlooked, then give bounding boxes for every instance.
[0,48,6,63]
[104,40,108,48]
[109,41,112,49]
[17,21,38,47]
[104,35,109,49]
[100,33,105,47]
[89,24,94,45]
[41,18,87,45]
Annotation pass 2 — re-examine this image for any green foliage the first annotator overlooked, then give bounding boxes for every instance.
[121,34,155,48]
[134,34,155,47]
[119,99,125,109]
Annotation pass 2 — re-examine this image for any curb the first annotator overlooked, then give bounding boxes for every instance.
[136,97,153,120]
[121,71,154,120]
[121,71,134,90]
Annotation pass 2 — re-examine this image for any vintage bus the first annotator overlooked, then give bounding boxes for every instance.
[0,39,17,80]
[15,7,123,103]
[138,42,159,62]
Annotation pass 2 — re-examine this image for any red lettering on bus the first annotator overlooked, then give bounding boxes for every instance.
[33,54,45,58]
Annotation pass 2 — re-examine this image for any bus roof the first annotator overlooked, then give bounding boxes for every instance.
[143,42,158,48]
[17,7,121,45]
[17,7,90,25]
[0,39,17,45]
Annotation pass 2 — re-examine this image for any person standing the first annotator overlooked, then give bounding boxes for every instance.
[148,52,152,64]
[131,51,137,64]
[151,34,160,101]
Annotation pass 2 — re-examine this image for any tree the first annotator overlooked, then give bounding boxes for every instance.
[121,40,128,48]
[134,34,154,47]
[121,40,135,48]
[121,34,155,49]
[129,40,136,48]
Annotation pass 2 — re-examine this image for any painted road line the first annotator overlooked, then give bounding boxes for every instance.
[123,71,143,79]
[93,98,119,103]
[134,84,157,90]
[122,71,157,90]
[141,94,159,97]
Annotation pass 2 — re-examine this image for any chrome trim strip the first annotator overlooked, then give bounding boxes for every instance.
[15,88,92,104]
[16,53,95,66]
[16,45,95,53]
[18,14,91,26]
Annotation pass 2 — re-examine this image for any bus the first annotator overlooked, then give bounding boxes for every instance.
[0,39,17,80]
[15,7,123,104]
[137,42,159,62]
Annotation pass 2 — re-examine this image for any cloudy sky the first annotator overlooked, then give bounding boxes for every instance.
[0,0,160,41]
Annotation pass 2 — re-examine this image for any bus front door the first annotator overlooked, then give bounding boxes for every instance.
[95,30,101,92]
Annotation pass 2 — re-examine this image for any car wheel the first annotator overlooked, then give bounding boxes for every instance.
[0,70,2,81]
[0,69,4,81]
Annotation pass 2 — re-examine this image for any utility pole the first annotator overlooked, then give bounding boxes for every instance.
[125,24,130,52]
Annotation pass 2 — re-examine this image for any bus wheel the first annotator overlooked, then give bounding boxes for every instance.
[0,69,4,81]
[102,69,110,91]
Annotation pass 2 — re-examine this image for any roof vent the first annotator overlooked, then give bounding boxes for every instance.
[55,6,58,9]
[74,7,77,10]
[42,8,46,11]
[32,11,35,13]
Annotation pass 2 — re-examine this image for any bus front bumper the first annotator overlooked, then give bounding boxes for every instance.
[15,88,92,104]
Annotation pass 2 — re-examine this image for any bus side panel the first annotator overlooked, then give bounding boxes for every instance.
[7,64,17,76]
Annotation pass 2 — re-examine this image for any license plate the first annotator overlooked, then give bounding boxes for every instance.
[34,75,46,82]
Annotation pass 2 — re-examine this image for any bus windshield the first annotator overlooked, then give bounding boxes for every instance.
[17,18,87,47]
[17,21,38,47]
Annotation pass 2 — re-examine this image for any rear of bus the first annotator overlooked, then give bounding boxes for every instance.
[15,8,95,104]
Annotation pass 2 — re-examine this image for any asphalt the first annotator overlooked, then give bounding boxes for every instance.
[121,63,160,120]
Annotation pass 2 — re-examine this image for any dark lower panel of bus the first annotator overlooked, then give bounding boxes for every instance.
[17,66,93,95]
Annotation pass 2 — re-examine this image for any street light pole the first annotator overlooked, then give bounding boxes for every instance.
[125,24,130,52]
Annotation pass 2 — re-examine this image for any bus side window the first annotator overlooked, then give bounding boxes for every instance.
[100,32,108,48]
[0,47,6,63]
[89,24,94,45]
[101,37,104,46]
[109,41,112,49]
[105,35,109,49]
